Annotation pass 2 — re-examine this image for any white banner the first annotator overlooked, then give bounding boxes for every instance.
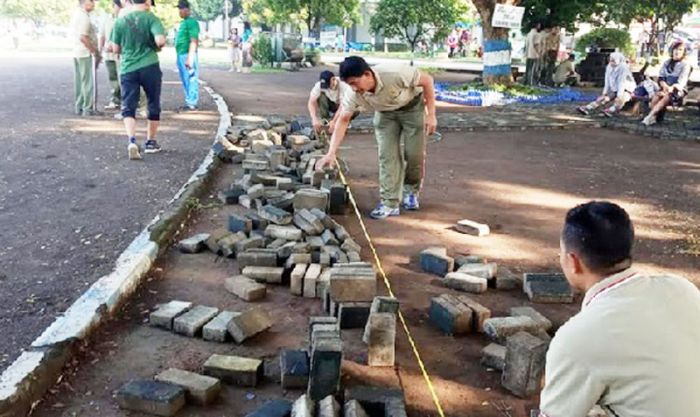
[492,4,525,29]
[320,31,337,48]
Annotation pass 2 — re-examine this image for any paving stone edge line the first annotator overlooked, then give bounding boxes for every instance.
[0,83,231,417]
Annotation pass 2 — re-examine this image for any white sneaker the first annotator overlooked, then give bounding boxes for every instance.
[128,140,142,160]
[369,203,400,219]
[402,192,420,210]
[104,102,119,110]
[641,115,656,126]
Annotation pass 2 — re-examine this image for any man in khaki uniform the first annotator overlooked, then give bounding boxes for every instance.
[100,0,122,110]
[541,25,560,85]
[315,56,437,219]
[537,201,700,417]
[70,0,101,116]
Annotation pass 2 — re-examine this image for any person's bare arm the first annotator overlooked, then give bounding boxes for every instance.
[186,38,198,68]
[80,35,99,55]
[315,110,353,170]
[155,34,166,48]
[112,43,121,54]
[417,72,437,135]
[328,104,343,133]
[308,95,322,132]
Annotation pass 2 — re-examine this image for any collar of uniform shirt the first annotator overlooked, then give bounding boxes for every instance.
[364,67,384,96]
[582,268,640,309]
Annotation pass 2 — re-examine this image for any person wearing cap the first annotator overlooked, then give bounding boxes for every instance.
[537,201,700,417]
[175,0,200,111]
[552,53,579,87]
[70,0,101,116]
[315,56,437,219]
[307,70,353,134]
[100,0,122,110]
[110,0,166,159]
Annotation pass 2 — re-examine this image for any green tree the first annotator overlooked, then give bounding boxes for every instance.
[605,0,698,55]
[254,0,360,34]
[0,0,72,25]
[152,0,182,31]
[191,0,241,22]
[471,0,520,85]
[370,0,468,53]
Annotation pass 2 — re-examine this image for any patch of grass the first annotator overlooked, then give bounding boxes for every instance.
[419,67,445,75]
[250,65,288,74]
[449,82,554,97]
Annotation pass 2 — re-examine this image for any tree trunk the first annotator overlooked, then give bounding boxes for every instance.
[473,0,518,85]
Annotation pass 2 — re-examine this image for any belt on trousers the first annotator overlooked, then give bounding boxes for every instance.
[385,93,423,113]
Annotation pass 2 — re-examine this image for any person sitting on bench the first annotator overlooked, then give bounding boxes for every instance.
[641,41,691,126]
[577,52,635,118]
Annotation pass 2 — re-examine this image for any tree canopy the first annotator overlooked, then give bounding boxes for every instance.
[0,0,72,25]
[242,0,359,33]
[370,0,469,51]
[191,0,242,22]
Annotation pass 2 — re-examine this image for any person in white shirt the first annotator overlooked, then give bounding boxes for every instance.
[524,22,543,85]
[577,52,635,117]
[537,201,700,417]
[307,70,356,134]
[70,0,101,116]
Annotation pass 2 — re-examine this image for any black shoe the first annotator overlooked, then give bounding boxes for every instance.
[179,105,198,112]
[82,109,104,117]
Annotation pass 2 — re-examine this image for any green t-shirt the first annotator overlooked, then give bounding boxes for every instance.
[111,10,165,74]
[175,17,199,55]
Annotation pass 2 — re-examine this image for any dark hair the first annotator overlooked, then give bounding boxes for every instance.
[113,0,122,6]
[339,56,371,80]
[562,201,634,273]
[132,0,146,4]
[568,53,576,60]
[243,21,251,30]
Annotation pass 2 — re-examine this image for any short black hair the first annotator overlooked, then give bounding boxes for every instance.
[562,201,634,273]
[132,0,146,3]
[339,56,371,80]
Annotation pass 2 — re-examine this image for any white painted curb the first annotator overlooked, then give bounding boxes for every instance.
[0,84,230,417]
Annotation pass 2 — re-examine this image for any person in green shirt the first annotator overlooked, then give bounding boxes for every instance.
[110,0,166,160]
[175,0,199,110]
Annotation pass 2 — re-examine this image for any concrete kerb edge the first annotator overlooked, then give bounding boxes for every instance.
[0,84,231,417]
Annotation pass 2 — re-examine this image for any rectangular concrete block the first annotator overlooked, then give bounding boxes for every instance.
[244,400,293,417]
[204,228,230,254]
[291,263,308,296]
[229,213,253,234]
[242,266,285,284]
[510,306,552,331]
[444,272,488,294]
[154,368,221,406]
[294,209,325,235]
[327,183,347,215]
[340,238,361,255]
[225,275,267,301]
[309,316,338,334]
[455,295,491,333]
[259,204,293,225]
[362,296,400,342]
[306,235,325,250]
[304,264,322,298]
[455,219,490,236]
[308,337,342,401]
[481,343,506,371]
[265,224,303,241]
[321,229,339,246]
[292,394,315,417]
[367,313,396,367]
[454,255,484,268]
[237,250,278,268]
[311,325,340,349]
[280,349,310,389]
[420,247,454,277]
[344,400,368,417]
[523,273,574,303]
[346,251,361,263]
[246,183,265,199]
[311,208,337,230]
[245,211,269,230]
[220,232,248,257]
[483,316,542,344]
[203,354,264,387]
[329,267,377,302]
[150,300,192,330]
[116,380,185,416]
[173,305,219,337]
[319,395,340,417]
[338,302,371,329]
[495,268,521,290]
[178,233,210,254]
[344,386,404,416]
[502,331,548,398]
[429,294,472,335]
[294,188,329,212]
[227,307,273,343]
[218,185,246,205]
[457,262,498,280]
[235,235,266,254]
[203,311,241,342]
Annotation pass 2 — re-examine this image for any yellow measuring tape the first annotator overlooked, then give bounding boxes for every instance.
[336,166,446,417]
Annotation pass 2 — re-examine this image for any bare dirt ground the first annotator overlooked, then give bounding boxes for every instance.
[27,65,700,417]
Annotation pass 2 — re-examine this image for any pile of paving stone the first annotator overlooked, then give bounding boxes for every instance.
[125,116,407,416]
[422,246,575,399]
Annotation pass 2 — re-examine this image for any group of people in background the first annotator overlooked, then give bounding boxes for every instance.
[577,41,691,126]
[227,22,253,73]
[524,23,577,86]
[446,27,474,58]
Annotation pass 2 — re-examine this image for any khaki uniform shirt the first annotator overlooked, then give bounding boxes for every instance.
[341,64,422,113]
[526,29,542,60]
[544,32,560,52]
[101,13,117,61]
[309,78,352,104]
[553,60,575,83]
[540,269,700,417]
[70,7,96,58]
